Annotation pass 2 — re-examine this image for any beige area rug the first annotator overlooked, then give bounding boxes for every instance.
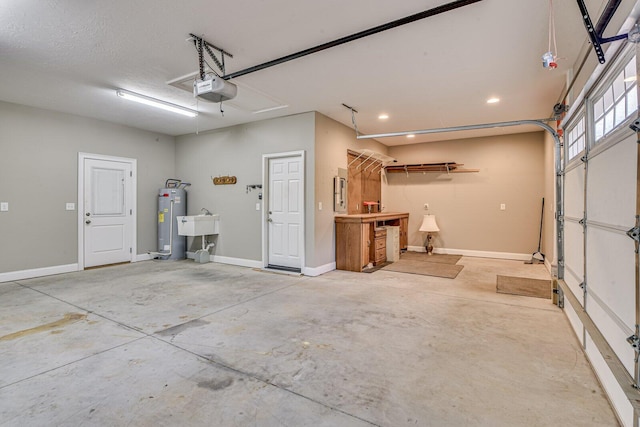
[496,275,552,299]
[381,259,464,279]
[400,252,462,265]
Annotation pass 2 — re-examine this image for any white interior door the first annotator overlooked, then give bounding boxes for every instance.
[83,157,134,268]
[267,155,303,270]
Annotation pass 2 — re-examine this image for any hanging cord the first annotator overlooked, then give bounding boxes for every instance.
[196,95,200,135]
[351,109,360,136]
[548,0,558,60]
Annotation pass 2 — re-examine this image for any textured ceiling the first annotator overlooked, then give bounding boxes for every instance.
[0,0,636,145]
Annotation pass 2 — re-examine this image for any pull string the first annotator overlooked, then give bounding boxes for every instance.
[548,0,558,58]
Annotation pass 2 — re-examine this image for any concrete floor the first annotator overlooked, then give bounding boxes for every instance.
[0,257,618,426]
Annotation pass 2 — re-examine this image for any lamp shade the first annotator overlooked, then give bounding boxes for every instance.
[419,214,440,232]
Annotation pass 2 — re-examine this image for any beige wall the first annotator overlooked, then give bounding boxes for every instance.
[314,113,389,267]
[176,112,317,265]
[383,132,546,255]
[0,101,176,274]
[543,127,558,269]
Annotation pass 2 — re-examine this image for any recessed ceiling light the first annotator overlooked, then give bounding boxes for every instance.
[378,114,389,120]
[406,134,415,138]
[486,97,500,104]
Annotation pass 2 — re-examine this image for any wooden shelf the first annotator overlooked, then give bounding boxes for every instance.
[385,162,479,174]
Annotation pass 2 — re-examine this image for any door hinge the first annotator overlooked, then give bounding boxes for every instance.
[130,248,132,254]
[130,209,133,215]
[130,171,133,177]
[554,287,564,308]
[627,226,640,243]
[627,334,640,351]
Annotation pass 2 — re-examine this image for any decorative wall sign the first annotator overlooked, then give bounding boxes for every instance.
[212,175,237,185]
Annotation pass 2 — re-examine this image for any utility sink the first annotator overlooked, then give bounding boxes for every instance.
[176,214,220,236]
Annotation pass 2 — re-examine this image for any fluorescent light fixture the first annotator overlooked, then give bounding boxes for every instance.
[378,113,389,120]
[406,134,416,138]
[486,97,500,104]
[624,75,637,82]
[116,89,198,117]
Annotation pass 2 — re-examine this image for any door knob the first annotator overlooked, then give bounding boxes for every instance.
[85,219,91,224]
[267,218,272,222]
[86,212,91,216]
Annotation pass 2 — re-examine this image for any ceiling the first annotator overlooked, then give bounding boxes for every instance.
[0,0,635,146]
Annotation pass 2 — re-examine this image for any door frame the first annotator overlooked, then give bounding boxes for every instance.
[261,150,306,271]
[77,152,137,270]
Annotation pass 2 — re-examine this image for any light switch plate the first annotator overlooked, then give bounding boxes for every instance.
[318,202,323,211]
[66,203,75,211]
[0,202,8,212]
[255,203,260,211]
[500,203,506,211]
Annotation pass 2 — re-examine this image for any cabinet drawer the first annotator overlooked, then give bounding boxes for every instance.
[374,247,387,263]
[374,228,387,239]
[375,237,386,250]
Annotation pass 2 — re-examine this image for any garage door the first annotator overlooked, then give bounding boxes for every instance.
[561,47,638,426]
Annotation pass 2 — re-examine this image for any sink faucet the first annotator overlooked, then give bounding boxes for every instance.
[201,208,212,216]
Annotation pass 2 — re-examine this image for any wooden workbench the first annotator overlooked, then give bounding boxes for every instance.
[335,212,409,272]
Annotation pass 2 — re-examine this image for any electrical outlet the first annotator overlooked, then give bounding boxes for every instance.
[424,203,429,210]
[66,203,75,211]
[500,203,506,211]
[0,202,8,212]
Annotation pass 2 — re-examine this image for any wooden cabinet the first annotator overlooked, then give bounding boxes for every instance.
[335,212,408,272]
[399,217,408,250]
[373,228,387,265]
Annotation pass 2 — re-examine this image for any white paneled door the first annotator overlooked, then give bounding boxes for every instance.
[83,157,134,268]
[267,155,303,270]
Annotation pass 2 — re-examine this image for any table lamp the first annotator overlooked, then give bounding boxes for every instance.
[419,214,440,255]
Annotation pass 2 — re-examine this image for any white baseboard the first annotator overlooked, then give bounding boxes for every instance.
[135,253,153,262]
[303,262,336,277]
[0,263,79,283]
[187,252,329,276]
[407,246,532,261]
[544,258,555,275]
[213,255,263,269]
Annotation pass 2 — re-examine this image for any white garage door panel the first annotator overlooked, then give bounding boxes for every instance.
[564,166,585,219]
[587,228,635,328]
[564,297,584,345]
[587,135,637,226]
[585,332,634,426]
[586,292,635,375]
[564,221,585,301]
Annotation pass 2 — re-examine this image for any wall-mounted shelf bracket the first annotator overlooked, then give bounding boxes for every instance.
[246,184,262,193]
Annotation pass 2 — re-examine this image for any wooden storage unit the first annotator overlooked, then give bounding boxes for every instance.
[347,150,389,214]
[372,227,387,265]
[335,212,409,272]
